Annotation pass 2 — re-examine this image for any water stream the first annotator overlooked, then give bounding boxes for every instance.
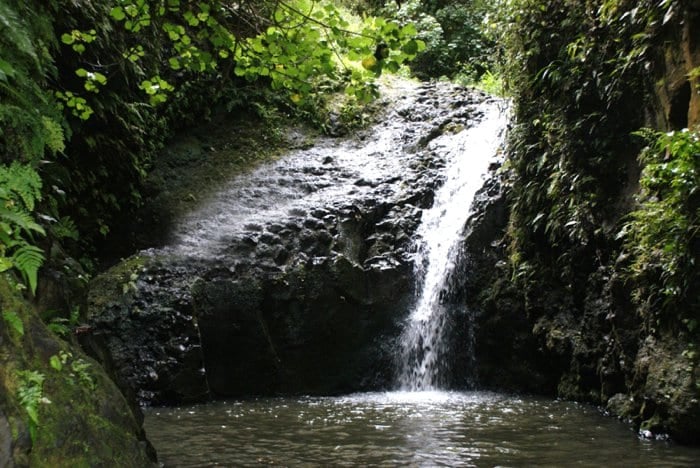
[397,103,507,391]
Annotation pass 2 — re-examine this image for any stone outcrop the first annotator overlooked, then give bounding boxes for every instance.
[0,277,155,467]
[83,82,497,405]
[458,9,700,420]
[651,4,700,130]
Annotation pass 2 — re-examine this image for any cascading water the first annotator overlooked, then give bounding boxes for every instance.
[398,102,508,391]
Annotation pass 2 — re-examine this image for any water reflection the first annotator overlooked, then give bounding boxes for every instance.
[144,391,699,467]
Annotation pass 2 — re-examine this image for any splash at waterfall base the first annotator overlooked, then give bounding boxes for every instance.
[83,82,504,404]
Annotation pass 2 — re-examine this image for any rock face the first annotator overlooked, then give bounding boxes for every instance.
[454,2,700,446]
[651,5,700,130]
[459,158,699,444]
[0,277,155,467]
[83,82,499,405]
[447,163,563,394]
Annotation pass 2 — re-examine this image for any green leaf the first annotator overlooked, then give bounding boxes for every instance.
[12,244,44,294]
[401,40,419,56]
[49,354,63,371]
[93,72,107,85]
[60,33,74,45]
[110,6,126,21]
[0,58,15,81]
[2,311,24,336]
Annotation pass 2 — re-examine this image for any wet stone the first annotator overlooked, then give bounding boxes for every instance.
[311,208,329,219]
[259,232,281,245]
[303,217,325,230]
[267,223,285,234]
[244,223,264,232]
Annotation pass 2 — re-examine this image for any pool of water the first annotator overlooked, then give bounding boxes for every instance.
[144,391,699,466]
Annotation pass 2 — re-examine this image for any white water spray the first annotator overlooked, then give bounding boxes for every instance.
[398,102,507,391]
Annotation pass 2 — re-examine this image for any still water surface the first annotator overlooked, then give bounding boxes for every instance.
[144,391,699,467]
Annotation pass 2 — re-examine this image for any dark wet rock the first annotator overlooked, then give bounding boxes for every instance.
[85,82,497,404]
[457,158,700,443]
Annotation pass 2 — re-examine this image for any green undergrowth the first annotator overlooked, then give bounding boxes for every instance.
[621,128,699,333]
[0,275,154,466]
[487,0,700,431]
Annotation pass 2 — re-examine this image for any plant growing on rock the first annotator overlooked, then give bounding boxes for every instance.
[621,128,700,329]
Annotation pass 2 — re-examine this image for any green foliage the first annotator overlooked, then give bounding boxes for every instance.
[622,128,699,322]
[0,162,46,294]
[50,350,97,391]
[0,0,65,162]
[380,0,496,80]
[100,0,423,105]
[16,369,48,443]
[46,306,80,337]
[496,0,671,302]
[2,310,24,336]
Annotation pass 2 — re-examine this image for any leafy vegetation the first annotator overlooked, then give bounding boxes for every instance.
[357,0,497,80]
[0,163,46,294]
[2,309,24,337]
[16,369,48,443]
[622,128,699,328]
[0,0,66,293]
[495,0,677,295]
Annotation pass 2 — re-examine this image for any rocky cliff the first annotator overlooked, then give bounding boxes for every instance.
[461,0,699,444]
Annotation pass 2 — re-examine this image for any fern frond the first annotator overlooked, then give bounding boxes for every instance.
[0,207,45,236]
[50,216,79,241]
[0,163,42,211]
[41,116,65,154]
[12,244,45,294]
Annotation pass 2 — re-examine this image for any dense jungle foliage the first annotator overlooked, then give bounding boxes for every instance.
[486,0,699,441]
[500,0,698,349]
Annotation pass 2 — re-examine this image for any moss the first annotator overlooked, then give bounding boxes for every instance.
[0,274,155,466]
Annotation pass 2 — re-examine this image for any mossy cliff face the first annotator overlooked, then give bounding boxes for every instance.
[0,276,155,467]
[463,0,699,444]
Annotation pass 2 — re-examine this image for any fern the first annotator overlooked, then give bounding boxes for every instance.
[49,216,78,241]
[16,369,47,443]
[0,162,46,294]
[0,162,42,211]
[2,310,24,336]
[0,206,45,237]
[40,116,66,154]
[0,2,38,67]
[12,244,44,294]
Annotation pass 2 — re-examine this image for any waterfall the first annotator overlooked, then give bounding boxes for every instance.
[398,101,507,391]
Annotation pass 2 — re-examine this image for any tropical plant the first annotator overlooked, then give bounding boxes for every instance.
[0,163,46,294]
[2,310,24,337]
[622,128,700,325]
[16,369,49,443]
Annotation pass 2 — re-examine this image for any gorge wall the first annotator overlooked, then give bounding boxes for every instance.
[460,0,699,444]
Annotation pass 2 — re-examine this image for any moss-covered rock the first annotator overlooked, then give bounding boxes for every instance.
[0,275,155,467]
[465,0,700,444]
